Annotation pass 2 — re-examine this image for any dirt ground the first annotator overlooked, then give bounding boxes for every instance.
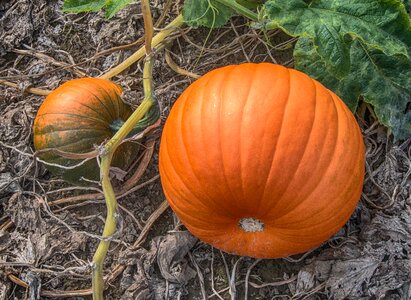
[0,1,410,299]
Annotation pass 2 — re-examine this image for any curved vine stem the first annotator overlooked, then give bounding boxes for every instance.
[92,61,155,300]
[92,1,157,298]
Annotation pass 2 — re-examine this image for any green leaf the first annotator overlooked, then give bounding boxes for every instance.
[264,0,411,77]
[105,0,133,18]
[295,38,411,139]
[63,0,133,18]
[63,0,106,13]
[183,0,235,28]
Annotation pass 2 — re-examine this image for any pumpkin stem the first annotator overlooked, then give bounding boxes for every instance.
[109,102,160,136]
[239,218,264,232]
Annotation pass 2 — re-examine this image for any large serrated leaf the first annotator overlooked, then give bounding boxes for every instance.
[295,38,411,140]
[264,0,411,78]
[183,0,234,28]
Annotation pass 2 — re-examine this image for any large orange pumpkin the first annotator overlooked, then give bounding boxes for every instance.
[33,78,140,183]
[159,63,365,258]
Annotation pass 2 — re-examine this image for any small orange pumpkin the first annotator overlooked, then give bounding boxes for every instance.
[33,78,139,183]
[159,63,365,258]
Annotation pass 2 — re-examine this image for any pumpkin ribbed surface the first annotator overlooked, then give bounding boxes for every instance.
[159,63,365,258]
[33,78,139,183]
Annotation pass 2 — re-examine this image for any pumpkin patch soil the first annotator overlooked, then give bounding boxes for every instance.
[0,1,410,299]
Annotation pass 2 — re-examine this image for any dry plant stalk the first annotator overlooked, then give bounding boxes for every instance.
[165,51,200,78]
[0,80,51,96]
